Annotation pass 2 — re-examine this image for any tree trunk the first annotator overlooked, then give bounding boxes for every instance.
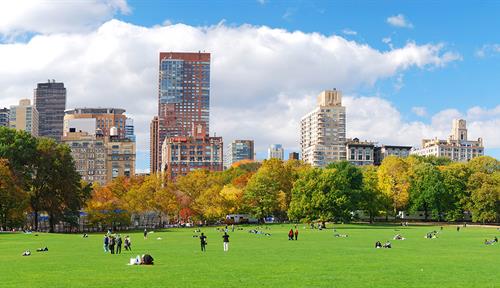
[33,210,39,231]
[424,203,428,222]
[48,213,55,233]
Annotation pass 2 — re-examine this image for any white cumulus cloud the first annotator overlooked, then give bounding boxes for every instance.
[411,106,427,117]
[0,18,469,170]
[0,0,130,38]
[387,14,414,28]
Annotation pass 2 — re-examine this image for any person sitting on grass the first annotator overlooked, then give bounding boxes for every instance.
[22,250,31,256]
[36,247,48,252]
[83,233,88,238]
[383,241,392,248]
[375,241,382,248]
[393,234,405,240]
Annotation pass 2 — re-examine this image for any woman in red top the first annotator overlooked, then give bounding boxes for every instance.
[288,229,294,240]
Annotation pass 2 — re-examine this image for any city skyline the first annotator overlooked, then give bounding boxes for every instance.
[0,1,499,172]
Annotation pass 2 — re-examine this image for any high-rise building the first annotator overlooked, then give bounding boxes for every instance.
[301,89,346,167]
[125,117,135,142]
[161,123,223,179]
[150,116,159,173]
[268,144,284,160]
[106,133,136,183]
[411,119,483,162]
[34,80,66,141]
[64,108,128,137]
[9,99,39,136]
[62,130,107,185]
[154,52,211,172]
[224,140,255,169]
[0,108,9,127]
[288,152,299,160]
[62,127,136,185]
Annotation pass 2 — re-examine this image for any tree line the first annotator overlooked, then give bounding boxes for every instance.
[0,127,90,231]
[86,154,499,227]
[1,126,499,231]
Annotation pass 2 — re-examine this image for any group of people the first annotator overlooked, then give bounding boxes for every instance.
[288,228,299,240]
[198,232,231,252]
[22,247,48,256]
[103,234,131,254]
[425,231,439,239]
[248,229,271,236]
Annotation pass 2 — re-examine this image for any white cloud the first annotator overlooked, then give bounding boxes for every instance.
[342,29,357,36]
[345,97,500,149]
[257,0,268,5]
[0,0,130,38]
[411,106,427,117]
[0,20,464,169]
[475,44,500,58]
[387,14,414,28]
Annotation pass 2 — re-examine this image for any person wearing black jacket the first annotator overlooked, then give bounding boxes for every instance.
[200,233,207,252]
[222,232,230,252]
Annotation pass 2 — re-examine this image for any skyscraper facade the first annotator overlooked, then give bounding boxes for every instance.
[9,99,39,136]
[150,116,159,173]
[224,140,255,169]
[161,123,223,179]
[125,117,135,142]
[34,80,66,141]
[301,89,346,167]
[0,108,9,127]
[152,52,211,174]
[268,144,284,160]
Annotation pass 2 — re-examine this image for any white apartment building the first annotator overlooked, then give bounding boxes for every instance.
[268,144,284,160]
[411,119,484,162]
[301,89,346,167]
[9,99,39,137]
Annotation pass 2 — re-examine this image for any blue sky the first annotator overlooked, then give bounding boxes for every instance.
[0,0,498,171]
[121,0,500,162]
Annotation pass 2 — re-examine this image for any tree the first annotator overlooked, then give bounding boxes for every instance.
[377,156,410,216]
[0,127,38,187]
[244,159,291,220]
[288,162,362,223]
[359,166,387,223]
[408,163,448,221]
[440,163,471,221]
[468,171,500,223]
[0,159,27,229]
[29,138,89,232]
[86,183,130,229]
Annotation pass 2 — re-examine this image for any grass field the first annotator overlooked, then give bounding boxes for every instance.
[1,224,500,288]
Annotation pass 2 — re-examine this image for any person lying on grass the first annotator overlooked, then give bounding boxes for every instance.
[36,247,48,252]
[484,237,498,245]
[334,233,348,238]
[129,254,154,265]
[393,234,405,240]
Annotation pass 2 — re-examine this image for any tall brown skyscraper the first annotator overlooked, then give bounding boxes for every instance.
[34,80,66,142]
[150,52,211,173]
[150,116,159,173]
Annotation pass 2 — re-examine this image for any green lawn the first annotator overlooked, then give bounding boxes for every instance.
[1,224,499,288]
